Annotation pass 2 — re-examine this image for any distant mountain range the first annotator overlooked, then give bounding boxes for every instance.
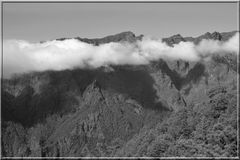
[55,31,143,45]
[1,31,238,158]
[162,31,237,46]
[52,30,238,46]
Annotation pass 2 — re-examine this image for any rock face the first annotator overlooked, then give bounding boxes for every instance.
[162,34,186,46]
[1,31,238,157]
[56,31,143,45]
[162,31,238,45]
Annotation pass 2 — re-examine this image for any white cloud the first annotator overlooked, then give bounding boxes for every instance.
[3,33,239,78]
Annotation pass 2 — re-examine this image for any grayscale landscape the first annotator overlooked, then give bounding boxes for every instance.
[1,2,239,158]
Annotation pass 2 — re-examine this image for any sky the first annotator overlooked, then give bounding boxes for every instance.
[2,2,239,42]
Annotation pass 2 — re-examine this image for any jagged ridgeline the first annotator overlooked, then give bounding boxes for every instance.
[1,31,238,157]
[55,31,144,45]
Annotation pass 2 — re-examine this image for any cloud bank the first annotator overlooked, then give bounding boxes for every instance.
[3,33,239,78]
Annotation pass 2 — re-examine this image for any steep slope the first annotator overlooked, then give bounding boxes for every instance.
[1,31,238,157]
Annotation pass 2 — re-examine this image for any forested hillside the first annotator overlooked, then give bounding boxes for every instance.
[1,31,238,157]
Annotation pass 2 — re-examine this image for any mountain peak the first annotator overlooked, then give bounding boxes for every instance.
[173,34,183,37]
[55,31,143,45]
[204,32,211,36]
[53,31,236,46]
[166,31,237,45]
[74,31,143,45]
[116,31,136,36]
[211,31,222,40]
[162,34,185,46]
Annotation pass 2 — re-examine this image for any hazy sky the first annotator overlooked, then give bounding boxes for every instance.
[2,2,239,42]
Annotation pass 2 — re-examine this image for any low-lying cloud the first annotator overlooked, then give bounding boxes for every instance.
[3,33,239,78]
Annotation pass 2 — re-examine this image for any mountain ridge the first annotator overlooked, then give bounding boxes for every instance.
[50,30,239,46]
[1,30,238,157]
